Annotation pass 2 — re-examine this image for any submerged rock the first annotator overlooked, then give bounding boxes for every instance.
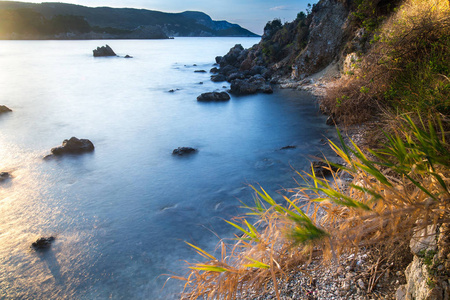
[280,145,296,150]
[50,137,95,155]
[197,92,230,102]
[0,105,12,113]
[31,237,55,250]
[194,70,207,73]
[124,55,133,58]
[172,147,197,156]
[93,45,117,57]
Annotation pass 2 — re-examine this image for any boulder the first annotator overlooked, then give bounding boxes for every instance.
[51,137,94,155]
[215,56,223,64]
[197,92,230,102]
[0,105,12,113]
[211,74,227,82]
[227,72,245,82]
[0,172,10,182]
[229,76,272,95]
[230,79,259,95]
[312,161,340,177]
[210,67,219,74]
[219,65,237,76]
[31,236,55,250]
[194,70,207,73]
[172,147,197,156]
[93,45,117,57]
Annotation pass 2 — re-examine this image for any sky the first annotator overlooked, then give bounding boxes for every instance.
[22,0,317,34]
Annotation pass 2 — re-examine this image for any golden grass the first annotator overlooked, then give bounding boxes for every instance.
[172,113,449,299]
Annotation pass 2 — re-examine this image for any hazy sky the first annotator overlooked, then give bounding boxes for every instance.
[24,0,316,34]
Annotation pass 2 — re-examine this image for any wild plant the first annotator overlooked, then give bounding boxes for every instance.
[172,113,449,299]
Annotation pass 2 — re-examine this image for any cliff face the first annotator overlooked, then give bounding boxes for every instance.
[216,0,404,88]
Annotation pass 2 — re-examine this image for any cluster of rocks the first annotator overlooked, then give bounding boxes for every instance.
[210,44,273,95]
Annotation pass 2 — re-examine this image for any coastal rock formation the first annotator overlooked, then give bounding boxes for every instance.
[0,105,12,113]
[31,236,55,250]
[230,76,273,95]
[93,45,116,57]
[50,137,95,155]
[172,147,197,156]
[197,92,230,102]
[0,172,10,182]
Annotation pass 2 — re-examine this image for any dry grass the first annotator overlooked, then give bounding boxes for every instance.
[172,113,450,299]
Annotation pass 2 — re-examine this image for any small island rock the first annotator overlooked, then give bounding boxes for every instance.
[51,137,95,155]
[172,147,197,156]
[124,55,133,58]
[93,45,117,57]
[31,237,55,250]
[0,105,12,113]
[197,92,230,102]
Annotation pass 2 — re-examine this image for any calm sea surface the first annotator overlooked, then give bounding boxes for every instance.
[0,38,336,299]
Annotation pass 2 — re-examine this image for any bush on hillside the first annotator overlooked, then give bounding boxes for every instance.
[322,0,450,125]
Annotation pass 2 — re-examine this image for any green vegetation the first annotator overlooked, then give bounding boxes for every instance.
[0,1,258,38]
[323,0,450,124]
[174,1,450,299]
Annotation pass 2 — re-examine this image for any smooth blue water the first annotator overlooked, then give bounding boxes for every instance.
[0,38,336,299]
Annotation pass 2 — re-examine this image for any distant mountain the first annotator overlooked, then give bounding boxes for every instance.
[0,1,258,39]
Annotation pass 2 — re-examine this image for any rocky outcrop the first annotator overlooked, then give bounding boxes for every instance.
[31,236,55,250]
[230,76,273,95]
[397,225,450,300]
[50,137,95,155]
[93,45,116,57]
[172,147,197,156]
[197,92,230,102]
[0,105,12,113]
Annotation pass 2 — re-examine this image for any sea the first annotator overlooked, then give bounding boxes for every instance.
[0,37,337,299]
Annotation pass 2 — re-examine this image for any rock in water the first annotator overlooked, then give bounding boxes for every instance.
[0,105,12,113]
[93,45,117,57]
[197,92,230,102]
[51,137,95,155]
[172,147,197,156]
[0,172,10,182]
[31,237,55,250]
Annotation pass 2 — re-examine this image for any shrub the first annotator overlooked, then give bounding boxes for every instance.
[321,0,450,125]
